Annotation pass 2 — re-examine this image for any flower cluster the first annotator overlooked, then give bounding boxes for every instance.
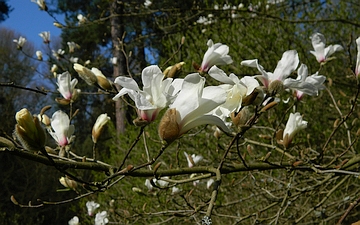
[111,35,338,145]
[68,201,109,225]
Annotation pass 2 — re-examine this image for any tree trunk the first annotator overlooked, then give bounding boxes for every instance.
[110,0,126,134]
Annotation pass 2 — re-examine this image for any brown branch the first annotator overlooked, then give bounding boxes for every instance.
[336,195,360,225]
[0,82,47,95]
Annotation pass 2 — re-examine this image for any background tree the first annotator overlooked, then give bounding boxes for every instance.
[0,0,11,23]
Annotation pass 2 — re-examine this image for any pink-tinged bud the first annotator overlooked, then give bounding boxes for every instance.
[158,108,180,144]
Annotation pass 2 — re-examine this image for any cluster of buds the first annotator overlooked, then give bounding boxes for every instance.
[73,63,114,92]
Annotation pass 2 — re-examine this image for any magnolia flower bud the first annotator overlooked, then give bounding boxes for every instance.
[55,97,71,105]
[268,80,284,96]
[0,137,15,148]
[231,107,251,128]
[51,64,58,74]
[59,176,78,190]
[165,62,185,79]
[53,22,63,28]
[96,75,113,91]
[73,63,97,86]
[38,114,51,127]
[14,108,46,152]
[158,108,180,144]
[36,50,43,61]
[92,114,110,143]
[163,66,173,77]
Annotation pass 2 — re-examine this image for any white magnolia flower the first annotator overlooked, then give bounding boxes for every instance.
[158,73,229,143]
[172,186,181,195]
[223,4,231,10]
[68,216,79,225]
[145,179,155,191]
[208,66,260,116]
[144,0,152,8]
[199,39,233,73]
[283,112,307,148]
[113,65,182,123]
[57,71,79,100]
[31,0,47,10]
[184,151,203,168]
[310,32,343,63]
[207,178,215,189]
[49,110,75,147]
[291,64,326,100]
[156,177,169,188]
[92,113,110,143]
[77,14,87,25]
[145,177,169,189]
[51,64,58,73]
[52,49,65,60]
[355,37,360,78]
[67,41,77,53]
[110,57,117,65]
[39,31,50,43]
[94,211,109,225]
[86,201,100,216]
[197,16,208,24]
[69,57,79,63]
[242,50,317,96]
[13,36,26,49]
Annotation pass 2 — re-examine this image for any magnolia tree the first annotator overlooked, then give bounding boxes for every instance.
[1,0,360,225]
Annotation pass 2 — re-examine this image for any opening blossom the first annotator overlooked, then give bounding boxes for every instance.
[56,71,80,102]
[184,152,203,168]
[355,37,360,78]
[68,216,79,225]
[95,211,109,225]
[158,73,230,144]
[39,31,50,43]
[92,113,111,143]
[31,0,47,10]
[13,36,26,50]
[241,50,318,96]
[291,64,326,100]
[36,50,43,60]
[208,66,260,116]
[113,65,183,124]
[282,112,307,148]
[310,32,343,63]
[199,39,233,73]
[77,14,87,25]
[86,201,100,216]
[49,110,75,147]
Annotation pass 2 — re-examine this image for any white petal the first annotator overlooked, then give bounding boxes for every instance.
[181,114,230,134]
[171,73,204,120]
[142,65,163,88]
[208,66,234,84]
[273,50,299,80]
[114,76,140,91]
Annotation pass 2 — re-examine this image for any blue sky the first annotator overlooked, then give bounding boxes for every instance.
[1,0,64,48]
